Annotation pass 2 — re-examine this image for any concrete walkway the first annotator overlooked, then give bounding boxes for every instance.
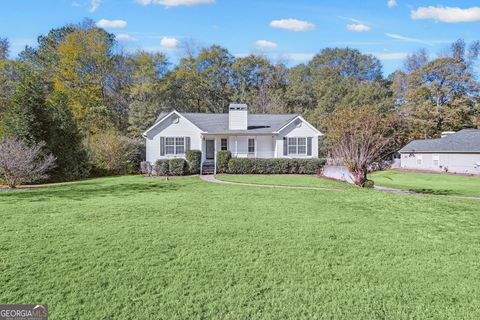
[374,185,418,195]
[199,175,343,191]
[200,175,480,201]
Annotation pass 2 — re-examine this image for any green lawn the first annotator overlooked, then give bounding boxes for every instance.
[371,170,480,197]
[216,174,352,189]
[1,176,480,319]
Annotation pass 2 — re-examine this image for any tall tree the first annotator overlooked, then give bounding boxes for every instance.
[53,22,115,134]
[127,51,169,137]
[1,70,90,180]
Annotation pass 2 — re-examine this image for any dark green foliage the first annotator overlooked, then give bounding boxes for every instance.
[185,150,201,174]
[363,180,375,188]
[154,160,169,176]
[1,71,90,181]
[228,158,325,174]
[168,158,187,176]
[216,150,231,173]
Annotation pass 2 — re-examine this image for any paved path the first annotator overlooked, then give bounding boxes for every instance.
[200,175,480,201]
[199,175,343,191]
[374,185,418,195]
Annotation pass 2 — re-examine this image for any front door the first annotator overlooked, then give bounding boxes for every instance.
[206,140,215,160]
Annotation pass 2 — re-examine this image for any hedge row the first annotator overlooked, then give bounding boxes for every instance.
[227,158,326,175]
[140,150,201,176]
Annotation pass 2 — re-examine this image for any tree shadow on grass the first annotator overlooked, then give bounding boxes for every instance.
[0,180,182,203]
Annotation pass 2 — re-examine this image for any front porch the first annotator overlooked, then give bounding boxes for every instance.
[200,134,277,174]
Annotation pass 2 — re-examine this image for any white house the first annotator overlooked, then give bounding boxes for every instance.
[143,104,322,173]
[399,129,480,175]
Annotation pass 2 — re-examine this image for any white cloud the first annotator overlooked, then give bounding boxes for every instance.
[371,52,407,60]
[385,33,431,45]
[137,0,214,7]
[411,6,480,23]
[346,24,371,32]
[116,34,137,41]
[96,19,127,28]
[160,37,179,48]
[387,0,397,8]
[270,19,315,32]
[278,53,315,62]
[89,0,101,12]
[255,40,278,50]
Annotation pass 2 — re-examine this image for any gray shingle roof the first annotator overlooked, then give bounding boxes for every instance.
[399,129,480,153]
[154,112,300,134]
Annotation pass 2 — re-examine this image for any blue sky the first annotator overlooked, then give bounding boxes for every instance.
[1,0,479,75]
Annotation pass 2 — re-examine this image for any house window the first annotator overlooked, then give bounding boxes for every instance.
[248,138,255,153]
[221,138,228,151]
[433,155,439,167]
[165,137,185,155]
[288,137,307,155]
[416,155,423,165]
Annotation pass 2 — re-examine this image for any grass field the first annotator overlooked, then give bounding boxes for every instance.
[1,175,480,319]
[371,170,480,197]
[216,174,352,189]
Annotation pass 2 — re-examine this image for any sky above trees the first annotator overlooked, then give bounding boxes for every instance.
[1,0,479,75]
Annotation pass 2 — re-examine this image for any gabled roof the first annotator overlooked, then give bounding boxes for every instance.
[399,129,480,153]
[146,111,318,135]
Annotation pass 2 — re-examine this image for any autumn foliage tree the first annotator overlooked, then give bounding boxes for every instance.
[323,106,400,186]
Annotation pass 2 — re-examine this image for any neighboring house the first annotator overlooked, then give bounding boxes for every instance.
[399,129,480,175]
[143,104,322,173]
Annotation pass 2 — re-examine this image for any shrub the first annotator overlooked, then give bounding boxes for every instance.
[186,150,201,174]
[363,179,375,188]
[88,130,138,175]
[227,158,325,174]
[140,161,153,176]
[154,160,169,176]
[297,159,326,174]
[216,150,231,173]
[0,138,56,188]
[169,158,187,176]
[228,158,254,174]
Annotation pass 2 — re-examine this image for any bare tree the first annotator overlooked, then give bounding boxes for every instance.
[0,138,56,188]
[323,106,400,186]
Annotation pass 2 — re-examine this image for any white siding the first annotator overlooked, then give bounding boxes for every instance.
[224,135,275,158]
[145,114,203,162]
[276,120,319,158]
[229,109,247,130]
[400,153,480,175]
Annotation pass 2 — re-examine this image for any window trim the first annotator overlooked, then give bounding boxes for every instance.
[165,136,185,155]
[221,138,228,151]
[287,137,307,155]
[248,138,255,154]
[432,155,440,167]
[416,155,423,165]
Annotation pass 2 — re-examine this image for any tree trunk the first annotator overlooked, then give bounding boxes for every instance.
[352,170,367,187]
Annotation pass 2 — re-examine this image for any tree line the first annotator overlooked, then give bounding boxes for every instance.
[0,19,479,182]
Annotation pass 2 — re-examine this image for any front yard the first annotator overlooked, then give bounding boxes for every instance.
[371,170,480,197]
[1,175,480,319]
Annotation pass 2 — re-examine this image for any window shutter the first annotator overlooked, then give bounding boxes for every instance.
[185,137,190,151]
[160,137,165,156]
[307,137,312,156]
[283,137,288,156]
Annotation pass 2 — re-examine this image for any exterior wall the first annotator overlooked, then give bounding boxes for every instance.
[144,114,203,163]
[275,120,319,158]
[215,135,275,158]
[400,152,480,175]
[145,114,321,163]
